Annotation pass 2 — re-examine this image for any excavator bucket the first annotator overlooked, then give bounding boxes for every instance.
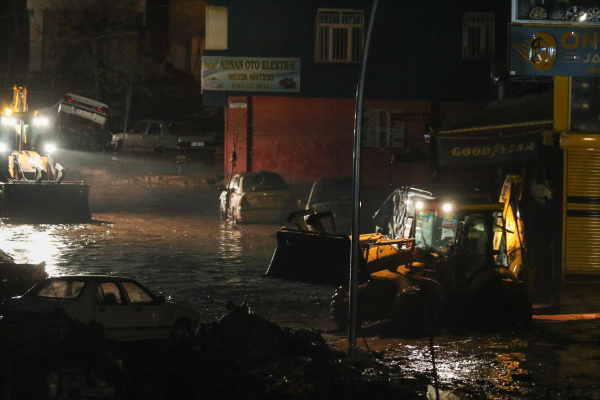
[264,228,371,286]
[0,182,91,224]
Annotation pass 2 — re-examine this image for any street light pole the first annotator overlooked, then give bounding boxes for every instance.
[350,0,379,353]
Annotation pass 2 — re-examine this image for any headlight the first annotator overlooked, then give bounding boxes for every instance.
[0,143,7,152]
[1,117,16,126]
[34,117,48,126]
[44,144,57,153]
[415,201,424,210]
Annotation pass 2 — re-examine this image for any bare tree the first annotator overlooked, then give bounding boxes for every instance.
[105,42,152,134]
[0,0,29,88]
[28,0,141,101]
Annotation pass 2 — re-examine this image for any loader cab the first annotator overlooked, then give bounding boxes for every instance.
[449,204,523,286]
[411,200,526,287]
[413,207,460,254]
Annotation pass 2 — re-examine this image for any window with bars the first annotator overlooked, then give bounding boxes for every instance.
[362,110,405,150]
[315,9,364,63]
[462,13,495,61]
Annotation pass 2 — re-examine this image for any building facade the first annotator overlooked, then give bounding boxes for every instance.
[507,0,600,281]
[201,0,510,189]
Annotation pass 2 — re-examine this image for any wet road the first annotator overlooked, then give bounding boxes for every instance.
[2,150,600,399]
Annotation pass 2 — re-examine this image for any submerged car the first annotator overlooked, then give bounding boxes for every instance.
[220,171,296,224]
[304,177,353,234]
[111,119,223,161]
[0,275,200,341]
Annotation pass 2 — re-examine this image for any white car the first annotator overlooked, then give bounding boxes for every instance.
[220,171,296,224]
[0,275,200,342]
[111,119,223,160]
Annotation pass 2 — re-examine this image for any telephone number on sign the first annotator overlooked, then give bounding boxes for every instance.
[231,83,270,90]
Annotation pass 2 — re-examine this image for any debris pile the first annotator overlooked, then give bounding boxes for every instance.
[0,300,429,399]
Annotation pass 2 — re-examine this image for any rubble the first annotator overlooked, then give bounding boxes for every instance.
[0,300,428,400]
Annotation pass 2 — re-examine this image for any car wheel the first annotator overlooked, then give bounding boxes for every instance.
[114,141,124,154]
[170,319,192,343]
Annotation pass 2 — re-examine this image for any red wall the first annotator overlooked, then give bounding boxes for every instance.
[224,96,472,188]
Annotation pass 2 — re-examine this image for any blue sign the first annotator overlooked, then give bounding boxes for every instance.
[201,56,300,92]
[510,25,600,77]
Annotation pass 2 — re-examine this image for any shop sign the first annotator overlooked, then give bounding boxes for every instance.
[509,25,600,77]
[201,56,300,92]
[437,132,542,165]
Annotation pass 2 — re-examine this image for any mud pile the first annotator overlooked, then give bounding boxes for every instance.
[0,302,426,400]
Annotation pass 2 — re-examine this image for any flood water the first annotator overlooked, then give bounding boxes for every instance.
[2,150,600,399]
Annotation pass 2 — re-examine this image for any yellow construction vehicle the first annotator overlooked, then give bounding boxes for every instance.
[266,176,533,333]
[0,86,91,223]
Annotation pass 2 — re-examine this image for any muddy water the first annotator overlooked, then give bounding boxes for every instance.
[0,208,334,325]
[2,150,600,399]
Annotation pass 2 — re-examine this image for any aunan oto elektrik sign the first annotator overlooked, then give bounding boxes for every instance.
[201,56,300,92]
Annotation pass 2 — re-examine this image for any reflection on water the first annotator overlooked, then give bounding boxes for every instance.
[0,213,334,324]
[218,219,244,261]
[0,224,84,276]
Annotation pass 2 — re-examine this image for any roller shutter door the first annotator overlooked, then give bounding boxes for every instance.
[564,148,600,275]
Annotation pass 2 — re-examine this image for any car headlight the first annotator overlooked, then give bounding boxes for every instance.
[0,143,7,152]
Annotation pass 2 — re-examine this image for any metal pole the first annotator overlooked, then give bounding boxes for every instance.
[350,0,379,353]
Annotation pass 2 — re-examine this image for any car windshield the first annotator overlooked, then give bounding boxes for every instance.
[29,280,86,299]
[311,179,353,203]
[242,173,289,192]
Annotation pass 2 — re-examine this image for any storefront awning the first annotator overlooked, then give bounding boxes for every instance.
[437,130,545,166]
[435,91,553,165]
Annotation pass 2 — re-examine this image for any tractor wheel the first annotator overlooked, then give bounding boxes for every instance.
[389,279,444,337]
[473,280,523,331]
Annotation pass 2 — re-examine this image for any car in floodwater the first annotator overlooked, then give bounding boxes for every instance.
[0,275,200,342]
[220,171,296,224]
[111,119,223,162]
[304,177,354,233]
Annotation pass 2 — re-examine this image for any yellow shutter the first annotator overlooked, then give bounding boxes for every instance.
[564,147,600,275]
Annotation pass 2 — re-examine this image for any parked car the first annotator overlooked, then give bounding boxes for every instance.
[220,171,296,224]
[301,177,354,234]
[111,119,223,161]
[0,275,200,342]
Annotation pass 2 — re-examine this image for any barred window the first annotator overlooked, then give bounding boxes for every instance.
[315,9,364,63]
[362,110,405,150]
[462,13,495,61]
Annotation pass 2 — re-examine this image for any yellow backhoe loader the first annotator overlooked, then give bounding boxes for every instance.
[0,87,91,223]
[266,176,533,333]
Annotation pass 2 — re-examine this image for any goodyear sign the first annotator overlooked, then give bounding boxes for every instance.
[201,56,300,92]
[510,25,600,76]
[437,132,542,165]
